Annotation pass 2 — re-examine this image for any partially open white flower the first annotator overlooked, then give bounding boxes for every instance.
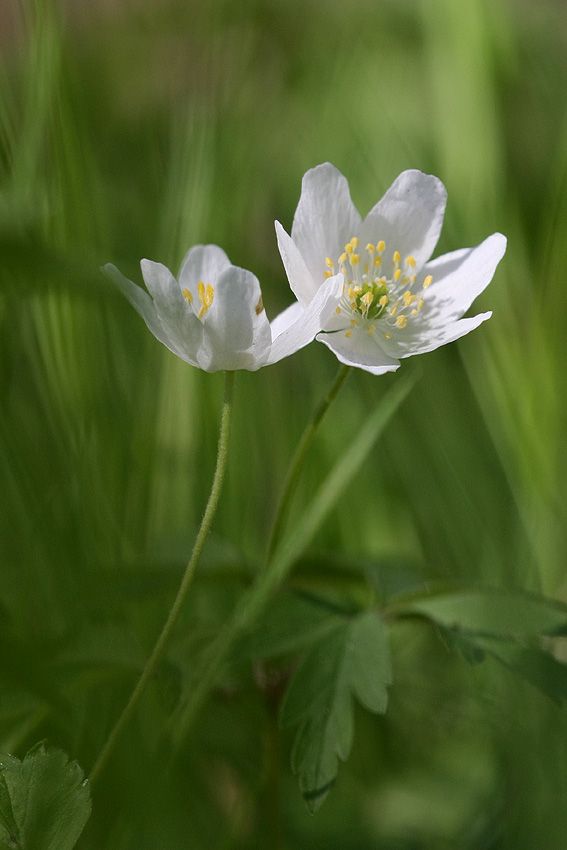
[276,163,506,375]
[105,245,342,372]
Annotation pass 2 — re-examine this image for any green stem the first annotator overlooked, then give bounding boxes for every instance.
[89,371,235,786]
[168,365,350,749]
[266,364,351,561]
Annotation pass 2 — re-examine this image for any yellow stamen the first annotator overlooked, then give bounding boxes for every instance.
[325,257,334,268]
[367,323,376,335]
[394,269,402,282]
[339,252,348,264]
[396,315,408,329]
[373,256,382,268]
[182,288,193,303]
[403,291,415,306]
[390,305,398,317]
[405,255,416,269]
[376,240,386,253]
[255,295,264,315]
[379,294,389,307]
[345,329,352,338]
[345,243,354,254]
[349,253,360,266]
[335,306,342,315]
[324,270,334,278]
[423,275,433,289]
[365,243,375,253]
[350,237,359,249]
[197,281,215,319]
[393,250,401,265]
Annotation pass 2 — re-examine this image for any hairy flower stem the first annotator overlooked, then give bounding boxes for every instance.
[169,365,351,749]
[266,363,351,561]
[89,371,235,786]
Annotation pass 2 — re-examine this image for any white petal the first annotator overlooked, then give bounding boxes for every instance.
[178,244,231,300]
[270,299,305,341]
[140,259,203,361]
[290,163,362,286]
[266,275,343,365]
[420,233,506,324]
[317,327,400,376]
[361,170,447,272]
[199,265,271,371]
[386,311,492,358]
[275,221,318,305]
[103,263,200,367]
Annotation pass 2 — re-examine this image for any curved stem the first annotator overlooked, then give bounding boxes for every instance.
[266,364,351,561]
[168,365,351,749]
[90,371,235,786]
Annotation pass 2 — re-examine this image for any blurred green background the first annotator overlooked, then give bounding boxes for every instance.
[1,0,567,847]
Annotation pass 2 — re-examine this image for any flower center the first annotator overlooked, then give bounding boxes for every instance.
[324,237,433,339]
[182,280,215,319]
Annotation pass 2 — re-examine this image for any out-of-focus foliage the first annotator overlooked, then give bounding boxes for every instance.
[1,0,566,847]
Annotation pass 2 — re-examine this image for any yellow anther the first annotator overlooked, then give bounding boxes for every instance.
[350,253,360,266]
[394,268,402,282]
[376,240,386,253]
[197,281,215,319]
[396,315,408,329]
[365,243,375,253]
[345,329,352,338]
[417,297,424,311]
[379,294,389,307]
[393,250,401,265]
[255,295,264,315]
[390,304,398,317]
[350,237,359,249]
[325,257,334,268]
[405,255,416,269]
[345,243,354,254]
[339,252,348,264]
[423,275,433,289]
[324,270,334,279]
[361,291,374,308]
[367,323,376,335]
[350,319,359,328]
[373,256,382,268]
[403,291,415,307]
[182,287,193,303]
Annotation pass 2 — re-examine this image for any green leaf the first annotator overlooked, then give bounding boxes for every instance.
[459,634,567,705]
[280,611,391,812]
[235,592,344,660]
[272,375,416,585]
[0,745,91,850]
[391,588,567,638]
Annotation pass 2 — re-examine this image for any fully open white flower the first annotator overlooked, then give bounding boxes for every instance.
[276,163,506,375]
[104,245,342,372]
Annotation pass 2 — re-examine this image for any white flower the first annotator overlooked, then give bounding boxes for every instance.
[276,163,507,375]
[104,244,342,372]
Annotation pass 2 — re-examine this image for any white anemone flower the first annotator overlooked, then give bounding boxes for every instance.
[275,163,507,375]
[104,245,342,372]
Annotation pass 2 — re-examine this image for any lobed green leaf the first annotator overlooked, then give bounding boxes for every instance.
[280,611,391,811]
[0,745,91,850]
